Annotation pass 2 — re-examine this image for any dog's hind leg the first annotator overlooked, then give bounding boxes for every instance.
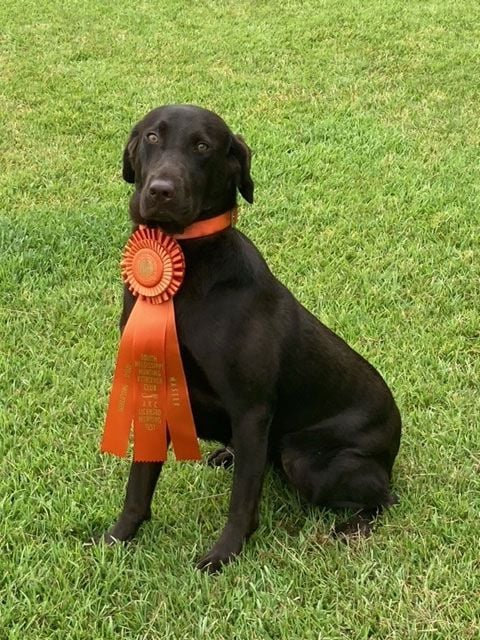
[280,424,398,538]
[102,461,163,543]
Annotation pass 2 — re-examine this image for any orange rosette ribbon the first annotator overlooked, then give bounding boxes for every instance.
[101,226,201,462]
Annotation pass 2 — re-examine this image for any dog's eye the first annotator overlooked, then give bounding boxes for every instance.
[146,132,159,144]
[196,142,209,153]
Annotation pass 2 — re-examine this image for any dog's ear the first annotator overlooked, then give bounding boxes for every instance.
[230,134,254,204]
[122,127,139,184]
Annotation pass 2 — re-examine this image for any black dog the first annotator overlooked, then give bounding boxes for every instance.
[100,104,401,573]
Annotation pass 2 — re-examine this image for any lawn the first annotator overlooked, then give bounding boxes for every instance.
[1,0,479,638]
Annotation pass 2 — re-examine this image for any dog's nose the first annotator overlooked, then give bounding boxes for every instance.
[148,179,175,200]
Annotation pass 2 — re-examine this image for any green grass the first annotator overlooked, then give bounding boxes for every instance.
[1,0,479,637]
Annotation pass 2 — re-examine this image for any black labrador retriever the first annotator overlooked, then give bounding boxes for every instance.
[100,104,401,573]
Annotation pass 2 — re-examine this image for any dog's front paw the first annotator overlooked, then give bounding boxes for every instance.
[196,537,243,574]
[207,446,235,469]
[86,515,147,547]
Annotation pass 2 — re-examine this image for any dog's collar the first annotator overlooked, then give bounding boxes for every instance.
[140,208,237,241]
[174,208,237,240]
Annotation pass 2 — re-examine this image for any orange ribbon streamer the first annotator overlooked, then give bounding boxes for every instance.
[101,227,201,462]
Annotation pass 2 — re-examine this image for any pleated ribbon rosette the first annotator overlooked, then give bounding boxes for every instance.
[101,226,201,462]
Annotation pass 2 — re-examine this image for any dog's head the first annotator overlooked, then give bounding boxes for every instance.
[122,105,254,233]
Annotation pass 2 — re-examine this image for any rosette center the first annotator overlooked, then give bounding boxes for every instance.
[132,248,164,288]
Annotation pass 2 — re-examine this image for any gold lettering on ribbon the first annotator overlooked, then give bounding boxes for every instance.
[118,385,128,412]
[117,364,132,413]
[169,376,181,407]
[136,354,164,430]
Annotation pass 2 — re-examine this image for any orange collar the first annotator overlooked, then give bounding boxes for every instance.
[173,208,237,240]
[138,209,236,239]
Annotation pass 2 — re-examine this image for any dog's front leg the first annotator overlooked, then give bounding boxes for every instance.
[100,289,163,544]
[102,461,163,543]
[197,405,270,573]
